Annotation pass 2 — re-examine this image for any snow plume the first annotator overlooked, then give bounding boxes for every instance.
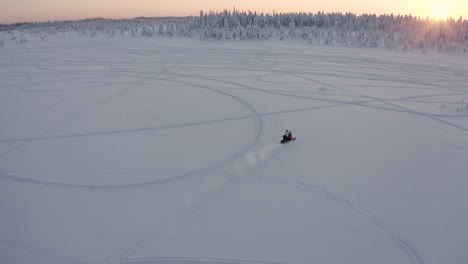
[230,142,282,178]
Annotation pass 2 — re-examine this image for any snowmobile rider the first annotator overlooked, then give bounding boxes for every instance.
[284,130,293,140]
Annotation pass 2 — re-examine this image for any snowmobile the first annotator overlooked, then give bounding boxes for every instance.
[281,130,296,144]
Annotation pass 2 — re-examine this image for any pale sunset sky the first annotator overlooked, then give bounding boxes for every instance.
[0,0,467,23]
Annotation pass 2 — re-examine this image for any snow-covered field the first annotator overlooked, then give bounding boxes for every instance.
[1,37,468,264]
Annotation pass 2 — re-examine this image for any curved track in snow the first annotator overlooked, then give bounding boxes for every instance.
[3,39,467,264]
[69,257,283,264]
[266,177,430,264]
[0,77,262,190]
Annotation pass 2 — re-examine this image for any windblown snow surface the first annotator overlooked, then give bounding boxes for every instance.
[1,37,468,264]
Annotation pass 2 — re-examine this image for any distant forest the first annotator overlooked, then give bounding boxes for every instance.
[1,10,468,53]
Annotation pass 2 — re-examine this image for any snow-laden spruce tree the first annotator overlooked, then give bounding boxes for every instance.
[2,11,467,53]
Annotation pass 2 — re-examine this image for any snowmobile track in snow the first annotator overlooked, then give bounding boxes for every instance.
[0,74,263,191]
[266,177,430,264]
[118,257,284,264]
[0,239,78,262]
[103,78,264,261]
[69,257,284,264]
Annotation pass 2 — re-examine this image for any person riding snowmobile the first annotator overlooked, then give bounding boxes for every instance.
[281,130,296,143]
[284,130,293,140]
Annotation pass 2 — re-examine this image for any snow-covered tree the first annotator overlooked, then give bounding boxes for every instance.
[2,11,467,53]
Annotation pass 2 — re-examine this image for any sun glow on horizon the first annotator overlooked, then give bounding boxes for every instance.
[431,3,451,20]
[1,0,467,24]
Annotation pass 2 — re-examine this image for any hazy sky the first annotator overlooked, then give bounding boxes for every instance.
[1,0,467,23]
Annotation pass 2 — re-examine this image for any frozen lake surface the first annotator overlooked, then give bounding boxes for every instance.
[1,38,468,264]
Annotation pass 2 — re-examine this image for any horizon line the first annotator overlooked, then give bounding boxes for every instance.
[1,9,465,25]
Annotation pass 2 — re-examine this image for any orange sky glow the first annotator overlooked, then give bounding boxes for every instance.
[0,0,466,23]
